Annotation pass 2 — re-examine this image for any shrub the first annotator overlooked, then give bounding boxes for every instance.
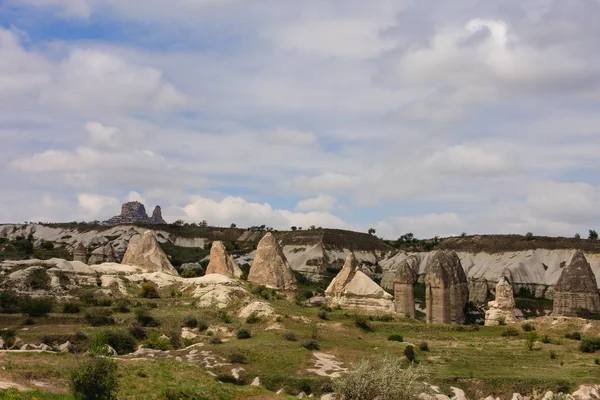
[565,332,581,341]
[502,327,520,337]
[250,285,280,300]
[595,358,599,365]
[237,328,251,339]
[129,321,147,340]
[320,304,332,312]
[550,351,558,360]
[525,332,538,351]
[522,322,536,332]
[317,310,329,320]
[216,373,245,386]
[180,269,198,278]
[19,297,53,317]
[208,335,222,345]
[283,331,297,341]
[229,352,248,364]
[85,309,115,326]
[388,334,404,342]
[218,311,233,324]
[370,314,395,322]
[140,282,160,299]
[418,342,430,351]
[89,331,111,356]
[301,339,319,350]
[405,345,416,362]
[0,290,20,313]
[580,337,600,353]
[245,313,261,324]
[541,334,551,344]
[182,315,198,328]
[63,302,81,314]
[170,327,182,350]
[353,315,373,332]
[70,357,119,400]
[197,320,208,332]
[143,331,172,351]
[106,331,136,355]
[525,232,534,240]
[112,300,130,313]
[25,268,50,290]
[0,328,16,348]
[497,316,506,326]
[96,297,112,307]
[135,307,157,327]
[332,356,428,400]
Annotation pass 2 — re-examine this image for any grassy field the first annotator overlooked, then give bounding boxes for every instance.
[1,287,600,400]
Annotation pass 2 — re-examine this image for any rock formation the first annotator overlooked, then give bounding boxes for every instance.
[325,253,395,313]
[394,259,415,318]
[104,201,166,225]
[88,243,118,265]
[553,251,600,317]
[248,233,297,291]
[121,230,179,276]
[484,277,517,326]
[205,241,243,279]
[424,251,469,324]
[72,242,87,264]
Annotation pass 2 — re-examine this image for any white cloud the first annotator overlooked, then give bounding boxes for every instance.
[86,122,120,148]
[294,194,337,212]
[425,145,516,176]
[126,191,146,204]
[292,172,357,192]
[261,128,317,146]
[77,193,119,218]
[182,195,348,230]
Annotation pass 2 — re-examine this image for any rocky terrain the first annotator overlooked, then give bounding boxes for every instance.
[104,201,167,225]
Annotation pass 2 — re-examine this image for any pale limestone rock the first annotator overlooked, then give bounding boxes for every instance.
[88,243,118,265]
[238,301,275,320]
[543,392,555,400]
[181,328,198,340]
[192,285,249,309]
[511,394,523,400]
[425,251,469,324]
[326,253,394,314]
[122,230,179,276]
[39,343,53,352]
[58,341,72,353]
[251,377,261,386]
[572,385,600,400]
[553,251,600,317]
[248,233,297,291]
[450,387,468,400]
[205,241,242,279]
[0,337,4,349]
[394,259,416,318]
[485,277,517,326]
[73,242,87,264]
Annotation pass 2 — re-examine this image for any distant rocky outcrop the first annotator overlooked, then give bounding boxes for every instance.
[72,242,87,264]
[553,251,600,317]
[484,277,517,326]
[248,233,297,291]
[121,230,179,276]
[325,253,395,313]
[88,243,118,265]
[104,201,166,225]
[205,241,243,279]
[424,250,469,324]
[394,259,416,318]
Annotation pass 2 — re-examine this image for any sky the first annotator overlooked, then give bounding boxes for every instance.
[1,0,600,239]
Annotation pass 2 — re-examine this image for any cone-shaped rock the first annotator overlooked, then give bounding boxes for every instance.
[394,259,415,318]
[325,253,394,313]
[73,242,87,264]
[484,277,517,326]
[425,250,469,324]
[122,230,179,276]
[553,251,600,317]
[206,241,243,279]
[248,233,297,291]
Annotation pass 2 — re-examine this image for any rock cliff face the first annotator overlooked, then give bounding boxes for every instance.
[248,233,297,291]
[205,241,243,279]
[394,259,416,318]
[72,242,87,264]
[553,251,600,317]
[104,202,166,225]
[484,277,517,326]
[88,243,118,265]
[325,253,395,313]
[121,230,179,276]
[424,251,469,324]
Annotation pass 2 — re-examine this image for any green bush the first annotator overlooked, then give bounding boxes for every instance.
[208,335,222,345]
[229,352,248,364]
[63,302,81,314]
[129,321,147,340]
[541,334,551,344]
[550,351,558,360]
[19,297,53,317]
[135,307,157,327]
[197,320,208,331]
[216,373,246,386]
[418,342,430,351]
[112,300,130,313]
[387,334,404,342]
[180,269,199,278]
[237,328,251,339]
[143,331,172,351]
[320,304,332,312]
[283,331,297,341]
[580,337,600,353]
[301,339,319,350]
[565,332,581,340]
[0,290,20,313]
[181,314,198,328]
[140,282,160,299]
[502,327,520,337]
[369,314,395,322]
[25,268,50,290]
[525,332,538,351]
[219,311,233,324]
[250,285,280,300]
[106,331,136,355]
[522,322,536,332]
[317,310,329,320]
[96,297,112,307]
[84,309,115,326]
[353,315,373,332]
[405,345,416,362]
[245,313,261,324]
[70,356,119,400]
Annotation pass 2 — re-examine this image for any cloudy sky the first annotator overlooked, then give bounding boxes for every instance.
[1,0,600,239]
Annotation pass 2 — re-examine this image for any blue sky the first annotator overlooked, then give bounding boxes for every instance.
[2,0,600,239]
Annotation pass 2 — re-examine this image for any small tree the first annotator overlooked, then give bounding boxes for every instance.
[173,219,184,226]
[589,230,598,240]
[525,232,534,240]
[575,233,581,239]
[70,357,119,400]
[368,228,376,235]
[291,226,297,231]
[230,223,237,228]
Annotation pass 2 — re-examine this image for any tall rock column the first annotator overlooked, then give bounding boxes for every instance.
[248,233,297,291]
[484,277,517,326]
[205,241,243,279]
[122,230,179,276]
[394,260,415,318]
[73,242,88,264]
[553,251,600,317]
[425,250,468,324]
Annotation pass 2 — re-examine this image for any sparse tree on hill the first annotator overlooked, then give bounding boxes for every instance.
[589,230,598,240]
[173,219,184,226]
[461,232,467,237]
[525,232,534,240]
[291,226,297,231]
[230,223,236,228]
[368,228,376,235]
[575,233,581,239]
[309,225,316,230]
[199,220,208,228]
